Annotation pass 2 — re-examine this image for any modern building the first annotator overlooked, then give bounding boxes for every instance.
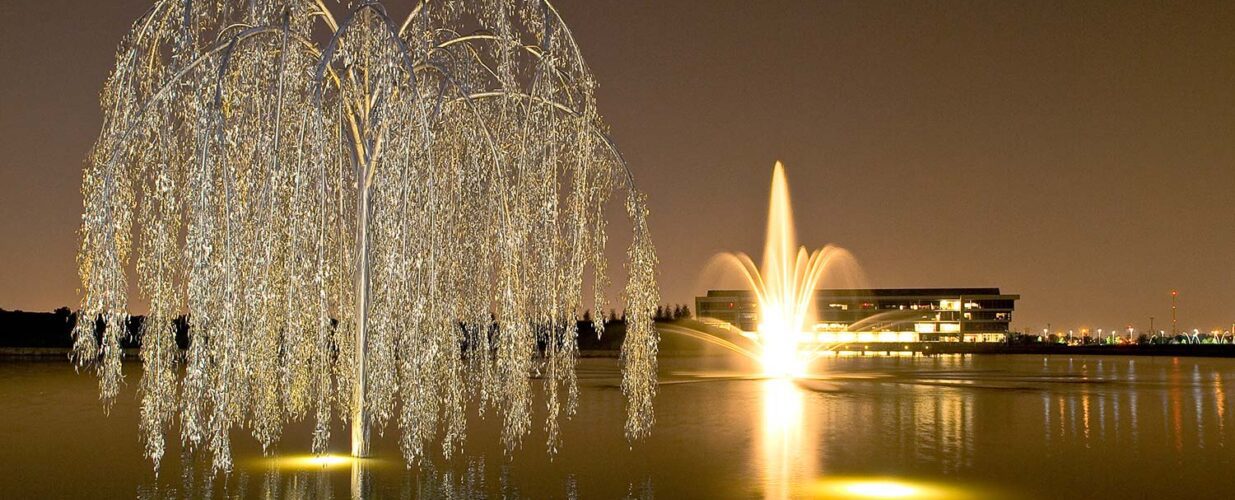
[695,288,1019,343]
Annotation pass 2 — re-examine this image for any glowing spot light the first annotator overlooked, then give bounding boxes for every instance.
[809,476,990,500]
[843,480,920,498]
[271,454,356,470]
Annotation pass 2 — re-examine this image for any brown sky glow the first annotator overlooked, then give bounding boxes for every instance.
[1,0,1232,333]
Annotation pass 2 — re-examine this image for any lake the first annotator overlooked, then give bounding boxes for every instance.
[1,354,1232,498]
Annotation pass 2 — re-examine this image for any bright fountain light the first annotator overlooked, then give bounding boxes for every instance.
[759,318,805,378]
[724,162,852,378]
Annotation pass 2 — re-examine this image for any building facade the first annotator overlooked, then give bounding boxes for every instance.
[695,288,1019,343]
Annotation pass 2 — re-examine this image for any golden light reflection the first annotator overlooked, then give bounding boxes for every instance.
[809,477,982,499]
[1215,372,1225,437]
[1082,390,1091,444]
[258,454,380,498]
[267,454,356,470]
[842,480,919,498]
[760,378,807,499]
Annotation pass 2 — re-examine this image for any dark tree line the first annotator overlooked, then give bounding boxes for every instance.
[571,303,694,323]
[3,303,698,353]
[654,304,691,322]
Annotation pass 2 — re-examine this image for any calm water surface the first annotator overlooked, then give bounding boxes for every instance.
[2,354,1233,498]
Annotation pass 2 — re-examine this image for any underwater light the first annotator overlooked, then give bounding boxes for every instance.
[842,480,920,498]
[271,454,355,470]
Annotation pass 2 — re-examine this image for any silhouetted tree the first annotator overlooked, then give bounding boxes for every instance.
[680,305,691,319]
[54,306,73,325]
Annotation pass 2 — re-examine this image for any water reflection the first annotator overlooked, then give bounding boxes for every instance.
[1215,371,1226,438]
[808,477,983,499]
[761,355,1235,498]
[759,378,808,499]
[6,356,1235,498]
[756,371,979,497]
[136,454,583,499]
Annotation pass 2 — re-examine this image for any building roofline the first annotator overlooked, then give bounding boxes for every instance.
[703,288,1016,298]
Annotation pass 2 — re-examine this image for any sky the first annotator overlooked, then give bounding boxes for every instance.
[1,1,1232,333]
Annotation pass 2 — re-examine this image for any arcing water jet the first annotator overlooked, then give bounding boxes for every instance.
[719,162,857,377]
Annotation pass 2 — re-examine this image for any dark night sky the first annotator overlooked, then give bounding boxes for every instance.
[1,1,1233,332]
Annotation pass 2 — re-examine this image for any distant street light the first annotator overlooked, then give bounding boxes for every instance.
[1171,290,1178,336]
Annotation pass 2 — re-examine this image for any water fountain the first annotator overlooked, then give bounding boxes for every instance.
[709,162,861,377]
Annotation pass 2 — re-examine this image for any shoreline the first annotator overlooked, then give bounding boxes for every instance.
[6,344,1235,360]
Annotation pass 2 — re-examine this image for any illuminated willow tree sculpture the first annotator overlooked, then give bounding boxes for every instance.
[74,0,659,471]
